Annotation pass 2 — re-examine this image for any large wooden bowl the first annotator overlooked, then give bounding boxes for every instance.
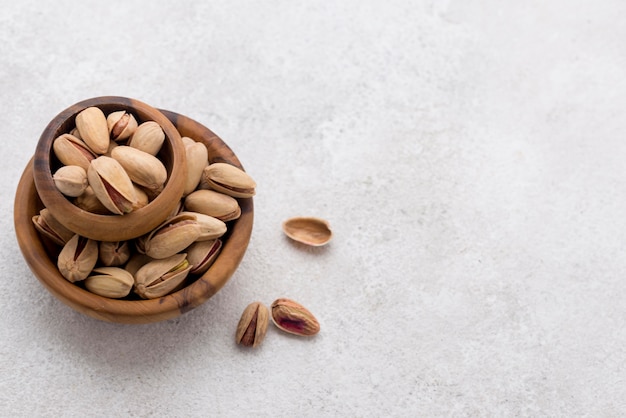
[33,96,186,242]
[14,110,254,324]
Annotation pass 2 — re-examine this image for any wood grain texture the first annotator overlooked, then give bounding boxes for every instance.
[15,109,253,324]
[33,96,186,242]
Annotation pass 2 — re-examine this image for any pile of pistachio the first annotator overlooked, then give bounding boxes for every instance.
[33,106,256,299]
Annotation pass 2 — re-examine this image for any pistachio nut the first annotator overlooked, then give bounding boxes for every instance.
[132,184,149,211]
[183,141,208,196]
[127,121,165,156]
[73,186,111,215]
[52,165,88,197]
[142,213,202,259]
[282,217,332,246]
[124,253,154,277]
[186,239,222,275]
[69,127,82,140]
[52,133,96,171]
[184,190,241,222]
[57,234,99,283]
[270,298,320,336]
[202,163,256,198]
[179,211,227,241]
[236,302,269,348]
[134,253,191,299]
[181,136,196,148]
[99,241,131,266]
[107,110,138,142]
[88,156,138,215]
[75,106,110,154]
[32,208,75,246]
[111,146,167,193]
[84,267,134,298]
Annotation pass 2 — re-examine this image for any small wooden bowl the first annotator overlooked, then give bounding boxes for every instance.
[33,96,186,242]
[14,110,254,324]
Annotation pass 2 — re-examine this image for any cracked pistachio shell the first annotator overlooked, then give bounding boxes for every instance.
[57,234,99,283]
[84,267,134,298]
[52,133,96,171]
[32,208,75,246]
[111,146,167,193]
[271,298,320,336]
[186,239,222,275]
[75,106,110,154]
[107,110,138,142]
[236,302,269,348]
[142,213,202,259]
[132,184,150,211]
[134,253,191,299]
[53,165,88,197]
[179,211,227,241]
[99,241,131,266]
[88,156,138,215]
[183,141,208,196]
[127,121,165,156]
[282,217,332,246]
[202,163,256,198]
[184,190,241,222]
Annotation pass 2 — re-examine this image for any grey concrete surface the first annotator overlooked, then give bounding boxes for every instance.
[2,1,626,416]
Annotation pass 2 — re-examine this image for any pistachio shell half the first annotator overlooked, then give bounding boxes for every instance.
[282,216,332,246]
[202,163,256,198]
[87,156,138,215]
[134,253,192,299]
[184,190,241,222]
[111,146,167,193]
[84,267,134,298]
[57,234,99,283]
[75,106,110,154]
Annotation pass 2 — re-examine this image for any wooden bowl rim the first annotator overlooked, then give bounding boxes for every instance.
[33,96,186,242]
[15,110,253,324]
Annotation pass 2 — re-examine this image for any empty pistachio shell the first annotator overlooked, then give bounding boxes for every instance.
[179,211,227,241]
[75,106,110,154]
[127,121,165,156]
[271,298,320,336]
[87,156,138,215]
[53,165,88,197]
[134,253,191,299]
[184,141,208,196]
[111,146,167,193]
[202,163,256,198]
[57,234,99,283]
[186,239,222,275]
[84,267,134,298]
[142,213,202,259]
[236,302,269,348]
[184,190,241,222]
[99,241,131,266]
[107,110,138,142]
[32,208,75,246]
[52,134,96,171]
[282,217,332,246]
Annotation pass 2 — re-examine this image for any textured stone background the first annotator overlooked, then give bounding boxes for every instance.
[2,0,626,416]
